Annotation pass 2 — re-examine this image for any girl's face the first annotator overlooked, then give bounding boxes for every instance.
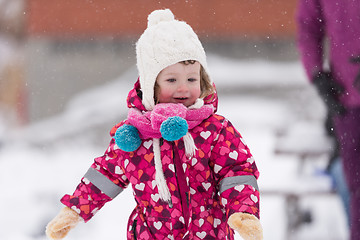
[155,62,201,107]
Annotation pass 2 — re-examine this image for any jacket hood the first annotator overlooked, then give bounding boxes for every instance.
[126,78,218,112]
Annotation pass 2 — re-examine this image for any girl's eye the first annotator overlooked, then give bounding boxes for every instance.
[167,78,176,82]
[188,78,197,82]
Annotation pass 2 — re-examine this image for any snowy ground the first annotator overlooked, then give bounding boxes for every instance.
[0,54,349,240]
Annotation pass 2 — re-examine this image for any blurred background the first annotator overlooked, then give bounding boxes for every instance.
[0,1,349,240]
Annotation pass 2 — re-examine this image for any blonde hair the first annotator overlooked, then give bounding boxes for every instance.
[154,60,214,104]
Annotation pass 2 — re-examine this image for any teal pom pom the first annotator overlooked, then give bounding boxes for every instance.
[160,116,188,141]
[114,124,141,152]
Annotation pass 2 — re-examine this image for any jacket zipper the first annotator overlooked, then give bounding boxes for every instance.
[172,142,190,227]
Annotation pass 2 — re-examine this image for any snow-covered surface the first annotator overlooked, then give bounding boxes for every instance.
[0,54,349,240]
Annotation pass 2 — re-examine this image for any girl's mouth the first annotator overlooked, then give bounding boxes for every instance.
[174,97,189,104]
[174,97,189,103]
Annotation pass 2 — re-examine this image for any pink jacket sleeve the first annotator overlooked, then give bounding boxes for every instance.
[211,119,260,219]
[60,122,130,222]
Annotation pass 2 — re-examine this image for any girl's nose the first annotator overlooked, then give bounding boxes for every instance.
[177,81,189,92]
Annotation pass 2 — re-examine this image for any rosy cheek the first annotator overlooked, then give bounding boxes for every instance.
[157,91,172,103]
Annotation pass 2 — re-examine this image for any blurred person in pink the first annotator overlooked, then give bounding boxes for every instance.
[296,1,360,239]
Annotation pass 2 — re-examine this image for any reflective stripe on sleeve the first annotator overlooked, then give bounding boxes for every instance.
[84,167,123,199]
[219,175,259,194]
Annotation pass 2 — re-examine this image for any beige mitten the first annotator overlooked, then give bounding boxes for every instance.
[46,207,81,240]
[228,212,263,240]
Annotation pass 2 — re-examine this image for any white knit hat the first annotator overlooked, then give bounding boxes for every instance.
[136,9,209,110]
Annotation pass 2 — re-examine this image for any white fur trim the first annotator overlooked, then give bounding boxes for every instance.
[188,98,204,109]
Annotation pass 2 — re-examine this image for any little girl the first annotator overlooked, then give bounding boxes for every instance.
[46,9,262,240]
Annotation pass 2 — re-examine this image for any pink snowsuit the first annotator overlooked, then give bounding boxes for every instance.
[61,80,260,240]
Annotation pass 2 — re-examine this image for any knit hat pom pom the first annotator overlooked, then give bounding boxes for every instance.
[147,9,175,27]
[160,116,188,141]
[114,124,141,152]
